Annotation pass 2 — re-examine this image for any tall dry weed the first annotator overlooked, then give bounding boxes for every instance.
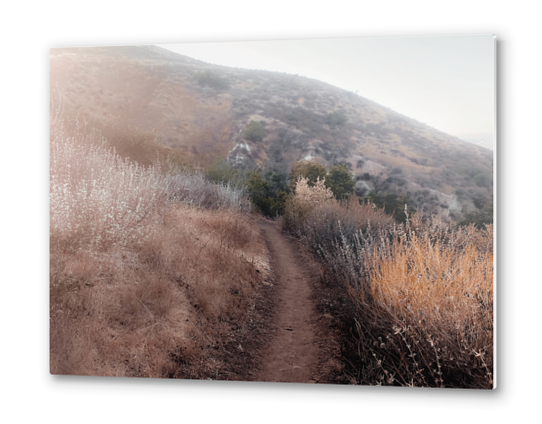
[297,195,393,255]
[346,224,493,388]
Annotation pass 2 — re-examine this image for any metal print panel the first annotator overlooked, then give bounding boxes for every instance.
[50,35,495,388]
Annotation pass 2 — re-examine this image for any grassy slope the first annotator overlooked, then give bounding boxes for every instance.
[49,112,271,379]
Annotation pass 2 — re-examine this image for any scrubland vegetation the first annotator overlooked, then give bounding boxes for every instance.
[50,100,494,387]
[49,45,494,388]
[283,177,494,389]
[50,104,267,378]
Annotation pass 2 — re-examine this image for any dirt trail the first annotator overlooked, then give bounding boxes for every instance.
[254,218,322,384]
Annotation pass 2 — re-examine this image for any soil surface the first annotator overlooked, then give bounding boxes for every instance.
[253,218,326,384]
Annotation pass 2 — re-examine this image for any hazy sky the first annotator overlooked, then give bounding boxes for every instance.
[159,35,495,137]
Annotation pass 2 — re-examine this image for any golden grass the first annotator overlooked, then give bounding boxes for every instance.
[367,236,493,322]
[345,224,493,388]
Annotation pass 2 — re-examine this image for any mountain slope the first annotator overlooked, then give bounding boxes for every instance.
[50,45,493,220]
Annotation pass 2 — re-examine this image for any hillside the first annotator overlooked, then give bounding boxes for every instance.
[50,45,493,220]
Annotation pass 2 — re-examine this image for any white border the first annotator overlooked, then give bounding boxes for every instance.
[2,1,538,422]
[493,34,498,389]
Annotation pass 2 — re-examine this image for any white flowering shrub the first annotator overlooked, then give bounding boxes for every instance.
[50,118,167,251]
[50,109,251,252]
[283,176,333,229]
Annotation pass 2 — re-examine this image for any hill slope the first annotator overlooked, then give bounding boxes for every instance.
[50,45,493,220]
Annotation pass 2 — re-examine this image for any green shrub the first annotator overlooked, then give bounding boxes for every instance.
[243,120,266,142]
[205,159,250,189]
[325,164,355,200]
[324,110,347,126]
[364,190,414,224]
[459,195,493,229]
[288,160,327,192]
[248,169,290,216]
[195,70,229,90]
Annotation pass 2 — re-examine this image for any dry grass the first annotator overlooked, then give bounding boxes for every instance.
[50,205,265,378]
[283,176,393,253]
[166,171,250,212]
[50,52,234,168]
[346,224,493,388]
[285,177,494,389]
[50,108,266,378]
[296,195,393,251]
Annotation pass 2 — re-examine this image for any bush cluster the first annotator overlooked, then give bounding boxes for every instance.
[205,160,290,217]
[289,160,355,200]
[245,170,290,217]
[459,195,493,229]
[50,118,167,252]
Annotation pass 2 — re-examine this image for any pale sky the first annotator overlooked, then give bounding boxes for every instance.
[158,35,495,137]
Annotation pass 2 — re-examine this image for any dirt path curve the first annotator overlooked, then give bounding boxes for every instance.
[254,218,321,384]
